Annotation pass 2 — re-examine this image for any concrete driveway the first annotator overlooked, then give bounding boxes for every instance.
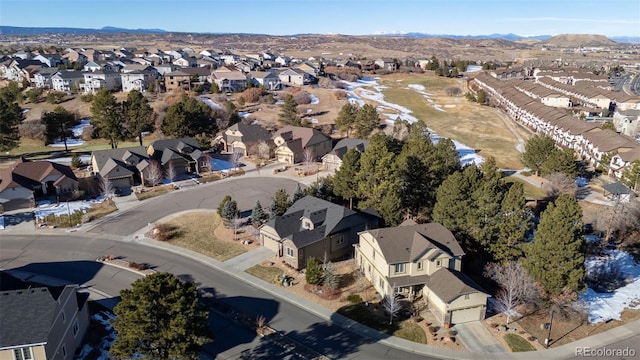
[455,321,506,353]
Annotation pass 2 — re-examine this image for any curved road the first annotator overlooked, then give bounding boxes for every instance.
[2,176,639,359]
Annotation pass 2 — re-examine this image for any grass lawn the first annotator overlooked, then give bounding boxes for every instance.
[377,73,523,169]
[504,333,535,352]
[245,264,284,284]
[135,186,171,200]
[2,138,150,162]
[338,304,427,344]
[163,212,246,261]
[503,176,547,200]
[86,200,118,220]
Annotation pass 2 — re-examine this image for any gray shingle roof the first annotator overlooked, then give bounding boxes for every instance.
[91,146,148,179]
[265,196,373,249]
[365,223,464,264]
[329,138,369,159]
[602,182,631,195]
[0,287,57,348]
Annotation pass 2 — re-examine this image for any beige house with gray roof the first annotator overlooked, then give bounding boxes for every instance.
[355,221,489,325]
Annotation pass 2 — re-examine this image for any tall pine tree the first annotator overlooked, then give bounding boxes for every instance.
[492,182,531,263]
[0,97,23,152]
[334,103,357,137]
[90,88,124,149]
[332,148,362,209]
[278,94,300,126]
[123,90,155,146]
[111,273,212,359]
[523,194,585,296]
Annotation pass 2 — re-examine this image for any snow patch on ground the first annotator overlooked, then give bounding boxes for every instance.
[309,94,319,104]
[48,155,91,166]
[239,111,250,118]
[76,312,117,360]
[581,250,640,323]
[275,100,284,105]
[198,97,223,109]
[444,104,456,108]
[432,104,446,112]
[47,138,86,147]
[407,84,425,91]
[72,119,91,137]
[34,196,105,220]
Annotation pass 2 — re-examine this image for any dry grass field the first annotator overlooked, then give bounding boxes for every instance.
[377,73,524,169]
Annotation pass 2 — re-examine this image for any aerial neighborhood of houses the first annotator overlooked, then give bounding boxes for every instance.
[2,34,640,360]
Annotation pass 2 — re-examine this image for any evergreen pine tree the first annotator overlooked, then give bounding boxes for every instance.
[271,189,292,217]
[305,257,323,285]
[523,194,586,296]
[433,166,483,240]
[469,157,505,250]
[251,200,267,226]
[542,148,577,178]
[332,148,362,209]
[278,94,300,126]
[111,273,212,359]
[398,122,436,218]
[354,104,380,138]
[492,182,531,263]
[334,103,358,137]
[217,195,232,216]
[292,184,305,202]
[522,135,557,176]
[621,160,640,192]
[90,88,125,149]
[0,96,23,152]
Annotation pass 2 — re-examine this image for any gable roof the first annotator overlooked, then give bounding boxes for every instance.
[365,223,464,264]
[0,159,77,194]
[328,138,369,160]
[273,126,331,151]
[426,268,488,303]
[91,146,148,178]
[265,196,374,248]
[0,287,58,348]
[149,137,203,163]
[225,122,272,144]
[602,182,631,195]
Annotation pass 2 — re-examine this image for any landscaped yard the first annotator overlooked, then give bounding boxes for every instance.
[161,211,247,261]
[504,333,536,352]
[245,264,284,283]
[135,186,172,200]
[378,73,524,169]
[337,303,427,344]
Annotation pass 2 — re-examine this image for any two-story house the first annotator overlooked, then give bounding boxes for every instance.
[147,137,209,178]
[217,122,273,157]
[33,53,65,68]
[355,221,489,325]
[0,271,90,360]
[211,71,247,93]
[260,196,380,269]
[121,70,156,92]
[273,126,332,164]
[80,70,122,94]
[247,71,281,90]
[321,138,369,171]
[50,71,84,92]
[32,67,60,89]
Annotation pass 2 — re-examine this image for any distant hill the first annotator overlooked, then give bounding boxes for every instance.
[543,34,617,47]
[390,33,552,42]
[0,26,167,35]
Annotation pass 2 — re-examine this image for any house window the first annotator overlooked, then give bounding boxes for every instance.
[61,311,65,322]
[13,348,32,360]
[286,247,295,257]
[394,263,406,274]
[73,319,79,336]
[62,345,67,357]
[417,261,423,271]
[436,260,442,267]
[372,250,375,260]
[335,236,344,245]
[379,278,384,289]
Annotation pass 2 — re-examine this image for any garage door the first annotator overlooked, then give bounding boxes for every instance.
[451,307,480,324]
[1,199,33,212]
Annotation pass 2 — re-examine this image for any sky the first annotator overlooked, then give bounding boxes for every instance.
[1,0,639,37]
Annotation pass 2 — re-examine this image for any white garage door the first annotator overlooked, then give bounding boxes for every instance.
[451,307,480,324]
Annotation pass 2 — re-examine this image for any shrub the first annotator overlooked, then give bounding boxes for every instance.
[293,92,311,105]
[428,326,437,335]
[238,96,246,106]
[334,91,347,100]
[80,93,94,102]
[262,94,276,104]
[18,120,46,141]
[153,223,176,241]
[305,257,323,285]
[128,262,147,270]
[347,294,363,304]
[71,153,83,169]
[242,87,264,103]
[46,91,66,104]
[25,88,43,103]
[445,86,463,97]
[334,81,348,90]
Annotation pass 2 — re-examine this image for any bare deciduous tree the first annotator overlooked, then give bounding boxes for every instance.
[231,151,242,172]
[232,215,243,241]
[484,262,539,324]
[444,86,463,97]
[543,172,578,198]
[144,160,163,187]
[99,176,115,199]
[166,162,176,183]
[257,141,270,161]
[323,261,339,290]
[303,148,315,175]
[383,290,403,325]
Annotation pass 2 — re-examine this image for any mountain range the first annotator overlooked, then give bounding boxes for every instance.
[1,25,638,44]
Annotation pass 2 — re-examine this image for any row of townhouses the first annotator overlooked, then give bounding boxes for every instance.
[473,72,640,180]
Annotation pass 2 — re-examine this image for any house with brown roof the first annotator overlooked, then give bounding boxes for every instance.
[216,122,272,157]
[90,146,150,191]
[0,159,78,212]
[272,126,332,164]
[147,137,209,178]
[260,196,380,269]
[355,221,489,325]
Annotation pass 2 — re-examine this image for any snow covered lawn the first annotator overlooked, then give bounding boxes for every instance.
[581,250,640,323]
[34,197,105,221]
